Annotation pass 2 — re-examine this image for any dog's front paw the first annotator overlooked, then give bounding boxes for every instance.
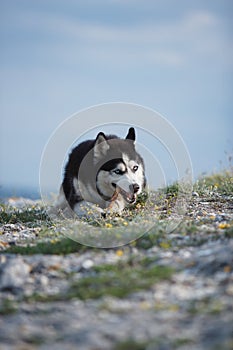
[73,201,104,219]
[107,193,125,215]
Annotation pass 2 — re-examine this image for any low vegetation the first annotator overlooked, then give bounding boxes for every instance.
[0,170,232,254]
[26,258,173,302]
[0,171,232,349]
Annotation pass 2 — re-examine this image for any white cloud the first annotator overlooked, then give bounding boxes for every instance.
[2,7,230,69]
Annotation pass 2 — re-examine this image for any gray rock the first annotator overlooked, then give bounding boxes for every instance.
[192,191,199,197]
[81,259,94,270]
[0,257,31,292]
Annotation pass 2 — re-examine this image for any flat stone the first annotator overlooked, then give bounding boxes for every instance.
[0,257,31,292]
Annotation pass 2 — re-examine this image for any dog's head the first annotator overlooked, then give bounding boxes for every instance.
[94,127,146,204]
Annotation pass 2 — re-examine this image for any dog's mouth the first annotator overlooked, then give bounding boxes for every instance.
[111,183,136,204]
[125,194,136,204]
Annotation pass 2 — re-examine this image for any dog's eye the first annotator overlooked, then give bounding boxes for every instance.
[114,169,123,175]
[133,165,138,172]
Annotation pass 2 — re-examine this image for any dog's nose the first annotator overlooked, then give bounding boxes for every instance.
[133,183,140,193]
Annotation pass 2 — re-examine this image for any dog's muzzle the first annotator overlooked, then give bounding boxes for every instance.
[112,180,140,204]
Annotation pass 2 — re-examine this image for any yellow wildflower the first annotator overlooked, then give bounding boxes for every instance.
[168,304,179,312]
[116,249,124,257]
[160,242,170,249]
[218,223,230,229]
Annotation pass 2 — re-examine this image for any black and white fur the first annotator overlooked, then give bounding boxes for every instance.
[56,127,146,217]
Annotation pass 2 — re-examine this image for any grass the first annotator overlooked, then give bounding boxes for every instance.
[187,297,225,316]
[0,204,51,227]
[0,299,18,315]
[26,257,173,302]
[225,225,233,238]
[113,340,149,350]
[1,170,232,255]
[194,170,233,196]
[69,265,172,300]
[0,171,232,350]
[113,337,194,350]
[134,226,170,250]
[5,237,87,255]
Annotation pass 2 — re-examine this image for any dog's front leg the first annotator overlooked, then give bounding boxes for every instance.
[107,193,126,215]
[73,201,105,219]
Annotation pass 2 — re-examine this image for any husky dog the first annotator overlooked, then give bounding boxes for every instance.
[56,127,146,218]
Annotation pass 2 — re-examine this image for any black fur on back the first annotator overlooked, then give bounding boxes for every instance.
[62,134,119,208]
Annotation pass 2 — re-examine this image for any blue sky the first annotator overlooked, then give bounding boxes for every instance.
[0,0,232,195]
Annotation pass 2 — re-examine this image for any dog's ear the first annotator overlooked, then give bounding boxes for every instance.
[125,127,135,142]
[94,132,110,163]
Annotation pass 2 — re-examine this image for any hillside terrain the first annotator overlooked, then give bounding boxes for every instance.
[0,171,233,350]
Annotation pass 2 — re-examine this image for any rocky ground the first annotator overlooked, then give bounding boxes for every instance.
[0,172,233,350]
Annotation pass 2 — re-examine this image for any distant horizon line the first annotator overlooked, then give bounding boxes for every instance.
[0,184,41,200]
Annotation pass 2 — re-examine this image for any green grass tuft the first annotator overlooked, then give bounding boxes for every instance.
[224,226,233,238]
[194,170,233,196]
[5,238,87,255]
[0,205,51,227]
[0,299,18,315]
[113,337,194,350]
[113,339,148,350]
[27,259,173,302]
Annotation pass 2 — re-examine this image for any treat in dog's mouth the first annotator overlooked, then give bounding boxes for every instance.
[120,188,136,204]
[111,182,136,204]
